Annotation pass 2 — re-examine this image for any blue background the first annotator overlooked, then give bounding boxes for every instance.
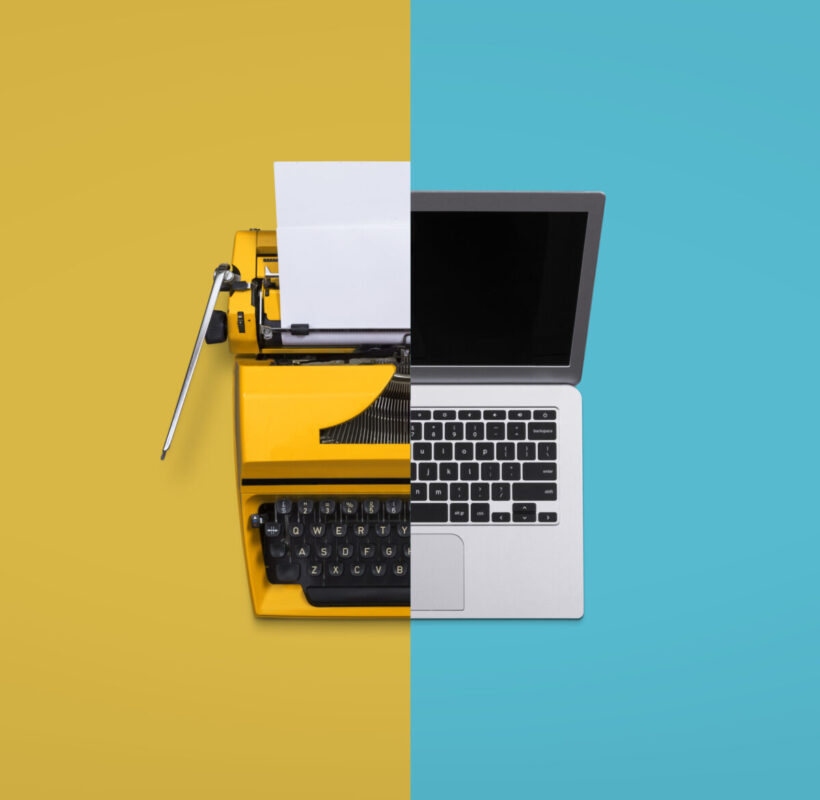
[410,1,819,797]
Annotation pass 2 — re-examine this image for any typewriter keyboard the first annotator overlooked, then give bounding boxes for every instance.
[411,408,558,524]
[251,497,410,607]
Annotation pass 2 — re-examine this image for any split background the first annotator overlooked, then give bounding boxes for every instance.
[2,1,818,798]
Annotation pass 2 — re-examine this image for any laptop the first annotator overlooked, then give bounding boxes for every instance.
[409,191,605,619]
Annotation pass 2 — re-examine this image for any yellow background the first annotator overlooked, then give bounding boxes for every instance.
[0,2,409,797]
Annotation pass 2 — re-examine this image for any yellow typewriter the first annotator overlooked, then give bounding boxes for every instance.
[162,228,410,618]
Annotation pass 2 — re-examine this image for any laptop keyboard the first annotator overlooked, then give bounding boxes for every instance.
[411,408,558,524]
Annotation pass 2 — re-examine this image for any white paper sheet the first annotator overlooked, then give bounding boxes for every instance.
[273,162,410,341]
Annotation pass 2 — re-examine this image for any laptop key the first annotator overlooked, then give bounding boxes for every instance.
[471,504,490,522]
[528,422,557,440]
[513,483,557,501]
[412,503,448,523]
[450,504,469,522]
[522,462,557,480]
[512,503,536,523]
[450,482,468,501]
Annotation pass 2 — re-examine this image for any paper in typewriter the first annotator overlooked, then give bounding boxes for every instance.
[274,162,410,345]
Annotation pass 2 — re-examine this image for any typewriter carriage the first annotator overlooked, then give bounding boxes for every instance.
[163,230,410,618]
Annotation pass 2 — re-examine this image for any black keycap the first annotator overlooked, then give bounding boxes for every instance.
[411,409,431,419]
[413,443,432,460]
[455,443,473,460]
[512,503,536,523]
[458,410,481,420]
[538,442,557,460]
[419,463,437,481]
[298,499,314,515]
[308,563,323,578]
[476,443,494,460]
[362,498,380,515]
[523,463,557,480]
[294,544,310,559]
[429,483,448,500]
[502,462,521,481]
[538,512,558,523]
[275,498,292,515]
[517,442,535,460]
[393,563,408,578]
[460,462,479,481]
[445,422,464,440]
[410,422,422,440]
[264,521,281,538]
[308,522,325,537]
[385,498,403,514]
[483,410,505,420]
[528,422,557,440]
[534,409,556,420]
[319,499,336,515]
[496,442,515,460]
[513,483,557,501]
[440,463,459,480]
[434,442,453,460]
[509,410,531,420]
[350,563,366,577]
[471,482,490,501]
[491,482,510,501]
[481,463,499,481]
[507,422,526,440]
[450,504,469,522]
[471,504,490,522]
[275,561,300,582]
[450,482,468,501]
[268,541,286,558]
[492,512,511,523]
[341,499,358,514]
[411,483,427,500]
[331,523,347,538]
[433,410,456,419]
[465,422,484,440]
[412,503,448,522]
[486,422,505,440]
[424,422,443,440]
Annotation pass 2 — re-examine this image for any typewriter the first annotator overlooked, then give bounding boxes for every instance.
[162,229,410,618]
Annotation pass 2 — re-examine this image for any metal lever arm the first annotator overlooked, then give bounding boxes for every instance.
[161,264,235,460]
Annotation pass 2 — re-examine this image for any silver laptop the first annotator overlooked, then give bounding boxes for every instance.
[409,191,605,619]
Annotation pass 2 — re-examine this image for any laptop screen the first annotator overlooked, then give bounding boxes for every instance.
[411,210,589,366]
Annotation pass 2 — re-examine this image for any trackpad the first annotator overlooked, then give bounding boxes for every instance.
[411,533,465,612]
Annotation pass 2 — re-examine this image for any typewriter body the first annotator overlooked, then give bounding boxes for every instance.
[164,229,410,618]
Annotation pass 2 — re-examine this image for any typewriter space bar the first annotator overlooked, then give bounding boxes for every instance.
[306,587,410,607]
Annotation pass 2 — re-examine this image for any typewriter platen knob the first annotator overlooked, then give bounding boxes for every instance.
[205,310,228,344]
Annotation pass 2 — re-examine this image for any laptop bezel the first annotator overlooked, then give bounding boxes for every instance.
[410,191,605,385]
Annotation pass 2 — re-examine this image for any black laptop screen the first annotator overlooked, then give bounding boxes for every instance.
[411,211,588,366]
